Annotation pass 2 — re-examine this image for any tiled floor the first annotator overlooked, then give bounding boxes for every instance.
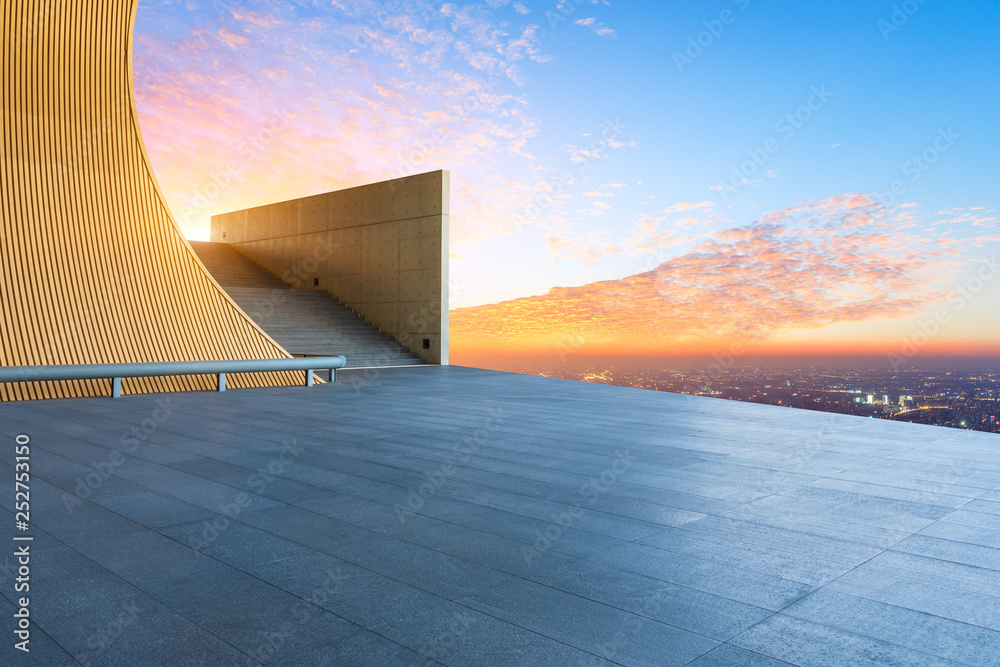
[1,365,998,665]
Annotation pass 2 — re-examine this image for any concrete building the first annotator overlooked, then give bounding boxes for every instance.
[209,171,449,365]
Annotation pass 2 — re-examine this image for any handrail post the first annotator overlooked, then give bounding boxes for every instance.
[217,373,226,392]
[112,377,122,399]
[306,370,314,387]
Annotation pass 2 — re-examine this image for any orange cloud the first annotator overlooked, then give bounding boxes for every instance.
[452,194,963,354]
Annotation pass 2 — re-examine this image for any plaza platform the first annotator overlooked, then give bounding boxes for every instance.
[1,366,998,665]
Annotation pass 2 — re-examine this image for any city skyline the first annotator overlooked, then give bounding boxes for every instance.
[133,0,1000,362]
[510,358,1000,433]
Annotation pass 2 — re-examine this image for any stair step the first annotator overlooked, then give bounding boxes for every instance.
[190,241,425,368]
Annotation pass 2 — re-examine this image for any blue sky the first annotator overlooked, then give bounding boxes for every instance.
[464,0,999,296]
[135,0,1000,356]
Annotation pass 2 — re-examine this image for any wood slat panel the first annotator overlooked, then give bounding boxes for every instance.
[0,0,302,400]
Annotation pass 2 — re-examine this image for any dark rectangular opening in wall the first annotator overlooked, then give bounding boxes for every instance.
[313,278,319,286]
[423,339,430,349]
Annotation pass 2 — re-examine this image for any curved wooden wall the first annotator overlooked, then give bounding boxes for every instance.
[0,0,301,400]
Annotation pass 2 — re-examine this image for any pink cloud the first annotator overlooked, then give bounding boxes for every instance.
[133,1,549,245]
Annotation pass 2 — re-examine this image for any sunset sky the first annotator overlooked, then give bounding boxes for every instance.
[134,0,1000,363]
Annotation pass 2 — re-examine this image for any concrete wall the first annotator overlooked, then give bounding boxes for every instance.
[211,170,449,364]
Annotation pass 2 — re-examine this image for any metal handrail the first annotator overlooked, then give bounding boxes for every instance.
[0,356,347,398]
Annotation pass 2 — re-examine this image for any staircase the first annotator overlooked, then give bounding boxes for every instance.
[189,241,424,368]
